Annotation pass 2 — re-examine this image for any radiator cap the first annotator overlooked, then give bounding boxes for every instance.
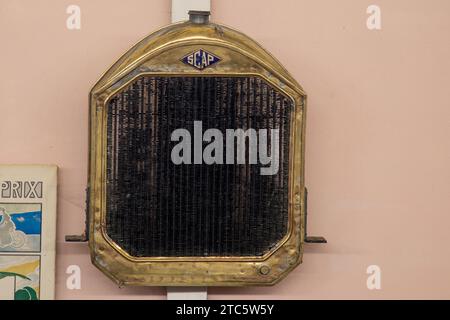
[188,10,210,24]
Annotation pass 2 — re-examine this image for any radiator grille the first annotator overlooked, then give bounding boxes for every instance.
[106,76,292,257]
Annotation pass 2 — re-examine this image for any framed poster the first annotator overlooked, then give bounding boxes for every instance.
[0,165,57,300]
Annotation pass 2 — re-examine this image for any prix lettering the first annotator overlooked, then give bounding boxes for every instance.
[1,181,43,199]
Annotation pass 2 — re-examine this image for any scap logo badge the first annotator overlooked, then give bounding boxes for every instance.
[181,49,221,70]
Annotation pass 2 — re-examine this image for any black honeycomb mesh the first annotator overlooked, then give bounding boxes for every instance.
[106,76,291,257]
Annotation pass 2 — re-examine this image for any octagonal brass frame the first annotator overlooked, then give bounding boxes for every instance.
[87,20,308,286]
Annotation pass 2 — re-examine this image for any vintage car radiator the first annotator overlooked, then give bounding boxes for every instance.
[68,11,325,286]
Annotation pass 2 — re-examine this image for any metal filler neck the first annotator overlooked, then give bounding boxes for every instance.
[188,10,210,24]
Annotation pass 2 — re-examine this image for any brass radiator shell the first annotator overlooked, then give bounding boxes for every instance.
[88,20,307,286]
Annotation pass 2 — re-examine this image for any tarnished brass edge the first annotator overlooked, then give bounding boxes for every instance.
[93,39,305,98]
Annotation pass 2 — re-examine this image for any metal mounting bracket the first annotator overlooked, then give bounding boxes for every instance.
[304,188,327,244]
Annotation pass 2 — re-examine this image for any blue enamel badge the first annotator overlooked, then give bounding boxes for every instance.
[181,49,221,70]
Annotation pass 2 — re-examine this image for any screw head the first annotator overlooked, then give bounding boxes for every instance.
[259,265,271,275]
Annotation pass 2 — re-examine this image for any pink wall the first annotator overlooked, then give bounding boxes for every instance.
[1,0,449,299]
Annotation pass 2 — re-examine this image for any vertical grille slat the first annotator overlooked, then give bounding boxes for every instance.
[106,76,292,257]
